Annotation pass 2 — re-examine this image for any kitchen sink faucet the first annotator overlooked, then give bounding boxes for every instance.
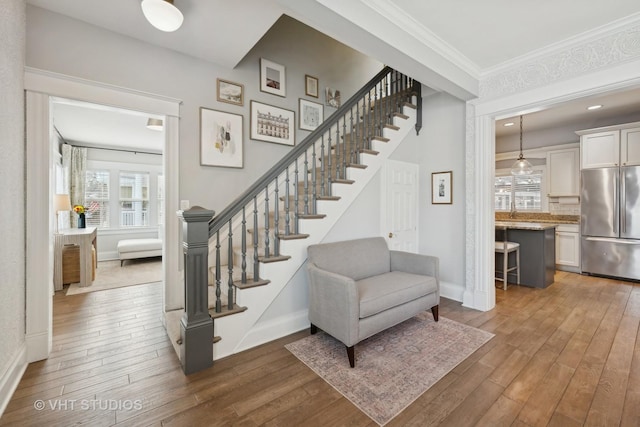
[509,202,517,218]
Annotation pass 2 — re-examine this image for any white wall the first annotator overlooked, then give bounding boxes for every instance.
[0,0,26,416]
[26,8,382,216]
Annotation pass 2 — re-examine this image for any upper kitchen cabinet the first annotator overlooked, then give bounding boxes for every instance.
[547,148,579,196]
[621,127,640,166]
[577,121,640,169]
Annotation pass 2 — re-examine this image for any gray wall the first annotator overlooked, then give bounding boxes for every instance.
[26,8,382,214]
[391,92,467,291]
[0,0,26,393]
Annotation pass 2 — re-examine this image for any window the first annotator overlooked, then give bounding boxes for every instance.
[495,170,544,211]
[85,170,110,228]
[119,172,150,227]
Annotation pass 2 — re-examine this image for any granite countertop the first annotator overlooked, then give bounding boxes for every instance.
[495,213,579,225]
[495,221,557,230]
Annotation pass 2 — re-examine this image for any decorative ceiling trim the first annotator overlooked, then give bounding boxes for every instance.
[479,14,640,100]
[360,0,481,78]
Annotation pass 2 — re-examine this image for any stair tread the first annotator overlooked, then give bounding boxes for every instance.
[209,303,247,319]
[298,214,326,219]
[259,255,292,263]
[278,233,310,240]
[234,278,271,289]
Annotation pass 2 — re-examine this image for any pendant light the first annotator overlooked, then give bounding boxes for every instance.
[510,115,533,175]
[141,0,183,32]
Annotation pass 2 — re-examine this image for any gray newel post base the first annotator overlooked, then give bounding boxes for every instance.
[178,206,215,375]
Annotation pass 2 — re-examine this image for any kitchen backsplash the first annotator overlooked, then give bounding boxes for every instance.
[549,201,580,216]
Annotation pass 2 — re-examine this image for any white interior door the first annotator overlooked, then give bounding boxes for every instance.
[381,159,419,252]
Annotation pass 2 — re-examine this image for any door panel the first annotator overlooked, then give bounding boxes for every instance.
[382,160,418,252]
[621,165,640,239]
[580,168,618,237]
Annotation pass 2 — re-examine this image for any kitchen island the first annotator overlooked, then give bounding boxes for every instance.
[495,221,556,288]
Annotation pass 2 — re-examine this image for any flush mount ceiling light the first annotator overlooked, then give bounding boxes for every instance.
[587,104,603,110]
[511,115,533,176]
[146,118,164,131]
[141,0,183,32]
[503,122,515,127]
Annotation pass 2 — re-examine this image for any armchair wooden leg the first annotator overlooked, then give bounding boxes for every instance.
[431,305,439,321]
[310,324,318,335]
[346,345,355,368]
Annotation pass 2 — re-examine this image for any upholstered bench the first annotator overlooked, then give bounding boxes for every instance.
[117,238,162,266]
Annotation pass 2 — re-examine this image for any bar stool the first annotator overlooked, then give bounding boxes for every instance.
[495,227,520,290]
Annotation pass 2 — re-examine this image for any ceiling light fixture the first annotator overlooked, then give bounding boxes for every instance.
[503,122,514,127]
[141,0,183,32]
[511,115,533,176]
[587,104,603,110]
[146,118,164,131]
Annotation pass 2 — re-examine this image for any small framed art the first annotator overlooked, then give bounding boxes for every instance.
[217,78,244,106]
[200,107,243,168]
[260,58,286,97]
[431,171,452,204]
[250,100,295,146]
[299,98,323,131]
[305,74,319,98]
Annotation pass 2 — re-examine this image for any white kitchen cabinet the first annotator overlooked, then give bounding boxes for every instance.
[621,127,640,166]
[577,122,640,169]
[555,224,580,272]
[580,130,619,169]
[547,148,579,196]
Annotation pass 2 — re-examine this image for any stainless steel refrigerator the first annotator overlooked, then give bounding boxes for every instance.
[581,165,640,281]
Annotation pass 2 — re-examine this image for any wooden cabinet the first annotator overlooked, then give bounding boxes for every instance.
[578,122,640,169]
[621,127,640,166]
[555,224,580,272]
[547,148,579,196]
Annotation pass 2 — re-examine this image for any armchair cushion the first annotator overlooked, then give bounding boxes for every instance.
[357,271,438,318]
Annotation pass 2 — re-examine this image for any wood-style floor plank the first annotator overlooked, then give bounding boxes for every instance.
[2,274,640,426]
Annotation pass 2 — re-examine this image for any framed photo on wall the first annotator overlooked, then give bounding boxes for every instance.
[200,107,243,168]
[298,98,323,131]
[250,100,295,146]
[260,58,286,97]
[216,78,244,106]
[305,74,319,98]
[431,171,452,204]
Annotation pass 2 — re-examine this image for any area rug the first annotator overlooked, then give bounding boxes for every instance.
[285,313,494,425]
[66,257,162,295]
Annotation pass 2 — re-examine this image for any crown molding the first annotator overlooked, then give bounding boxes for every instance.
[479,13,640,100]
[361,0,481,78]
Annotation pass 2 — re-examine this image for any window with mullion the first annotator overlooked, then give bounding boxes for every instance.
[494,171,543,212]
[85,170,110,228]
[119,171,150,227]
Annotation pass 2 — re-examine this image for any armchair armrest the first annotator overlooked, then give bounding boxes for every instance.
[390,251,439,279]
[307,263,360,346]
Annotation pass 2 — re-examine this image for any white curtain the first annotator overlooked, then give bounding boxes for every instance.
[62,144,87,228]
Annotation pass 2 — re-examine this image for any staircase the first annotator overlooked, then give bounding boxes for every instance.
[175,67,421,374]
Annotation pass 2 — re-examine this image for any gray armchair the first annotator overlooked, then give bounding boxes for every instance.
[307,237,439,367]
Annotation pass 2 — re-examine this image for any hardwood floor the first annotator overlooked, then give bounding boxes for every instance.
[2,271,639,426]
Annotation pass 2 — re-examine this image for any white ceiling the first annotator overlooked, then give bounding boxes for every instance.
[30,0,640,149]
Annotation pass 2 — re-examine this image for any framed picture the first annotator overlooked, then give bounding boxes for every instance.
[432,171,452,204]
[325,87,341,108]
[200,107,243,168]
[217,78,244,106]
[250,100,295,146]
[299,98,324,131]
[305,74,319,98]
[260,58,286,97]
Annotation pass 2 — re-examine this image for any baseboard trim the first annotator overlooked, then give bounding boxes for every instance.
[440,280,464,303]
[234,309,309,355]
[0,343,27,417]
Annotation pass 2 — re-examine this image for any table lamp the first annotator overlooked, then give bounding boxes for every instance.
[54,194,71,234]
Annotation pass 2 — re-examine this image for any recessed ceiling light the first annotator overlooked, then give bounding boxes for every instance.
[503,122,515,127]
[587,104,603,110]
